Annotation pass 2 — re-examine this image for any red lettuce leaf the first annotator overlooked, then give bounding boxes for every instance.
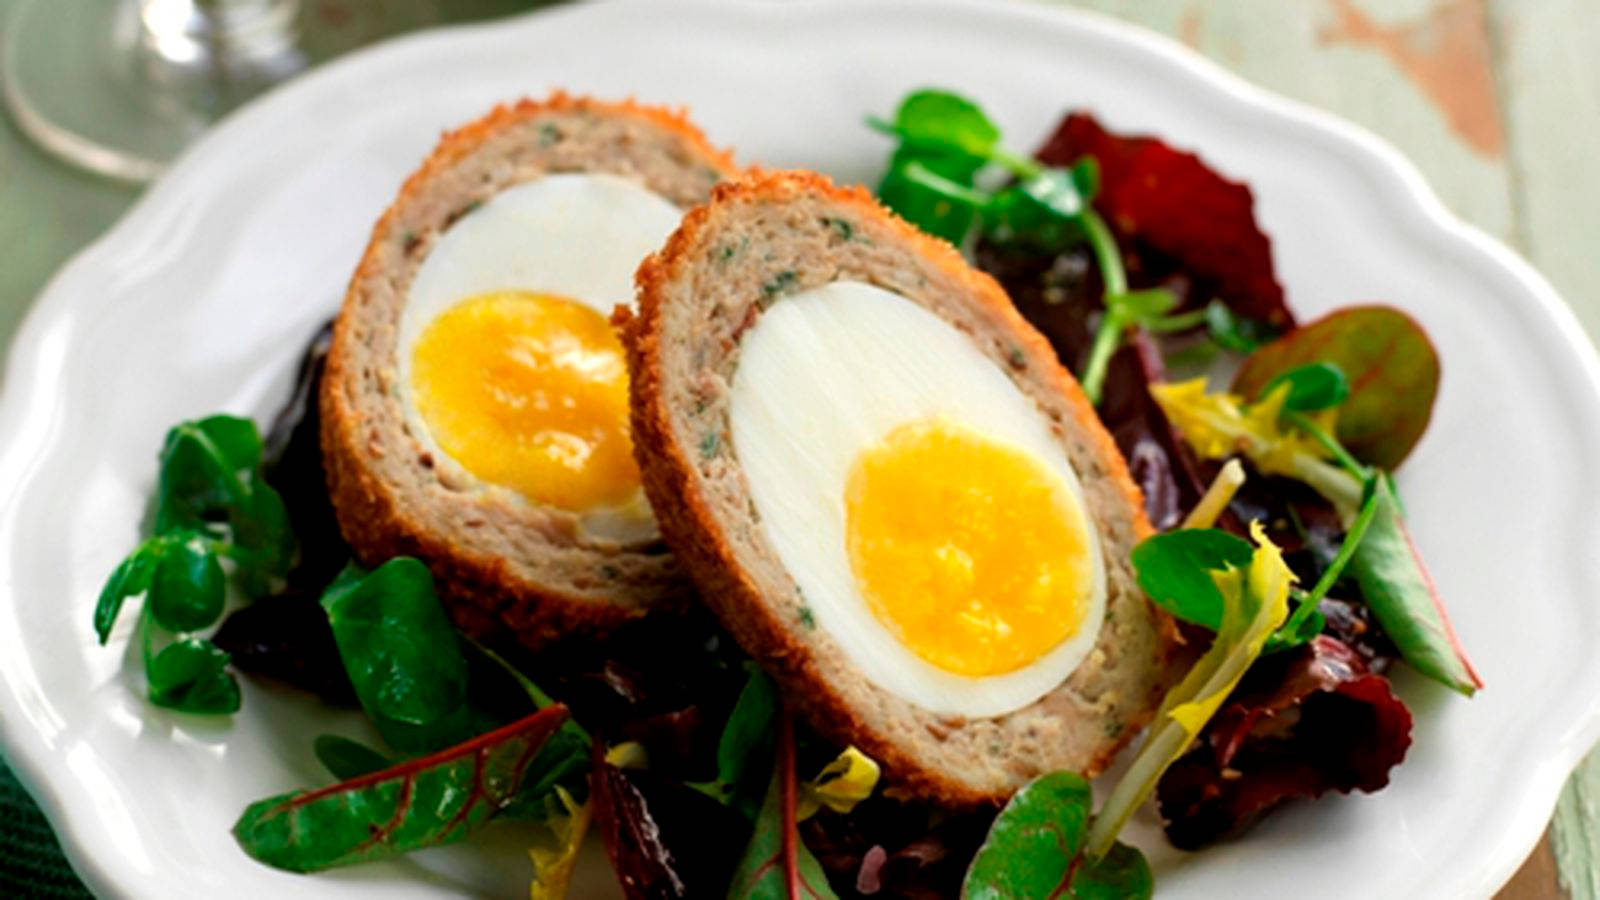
[1155,636,1412,849]
[590,740,746,899]
[1035,113,1292,330]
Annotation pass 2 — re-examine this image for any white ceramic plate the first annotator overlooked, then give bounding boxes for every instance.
[4,0,1600,897]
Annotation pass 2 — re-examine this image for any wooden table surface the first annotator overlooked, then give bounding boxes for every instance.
[2,0,1595,896]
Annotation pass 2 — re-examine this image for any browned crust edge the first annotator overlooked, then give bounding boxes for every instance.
[320,93,741,648]
[620,169,1180,807]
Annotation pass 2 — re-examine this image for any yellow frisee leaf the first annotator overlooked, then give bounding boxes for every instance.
[1150,378,1362,518]
[528,786,592,900]
[1085,520,1293,858]
[797,746,881,820]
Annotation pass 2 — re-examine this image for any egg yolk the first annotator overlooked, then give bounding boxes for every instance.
[844,417,1093,677]
[410,291,639,511]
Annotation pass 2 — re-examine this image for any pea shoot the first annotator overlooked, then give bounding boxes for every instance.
[94,414,296,714]
[869,89,1250,405]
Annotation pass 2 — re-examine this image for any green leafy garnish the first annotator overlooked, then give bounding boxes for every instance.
[1261,361,1351,412]
[1087,522,1293,857]
[725,710,838,900]
[1131,528,1254,629]
[1232,305,1440,469]
[145,633,240,714]
[232,705,571,872]
[147,537,226,633]
[94,414,296,715]
[961,771,1151,900]
[1347,476,1483,694]
[871,89,1167,406]
[687,666,780,817]
[320,559,471,753]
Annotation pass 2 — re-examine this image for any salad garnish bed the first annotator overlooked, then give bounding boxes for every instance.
[91,87,1476,898]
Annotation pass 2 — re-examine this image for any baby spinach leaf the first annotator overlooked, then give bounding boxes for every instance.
[147,536,225,634]
[1070,842,1154,899]
[1233,305,1440,469]
[312,734,392,781]
[1262,362,1350,412]
[320,559,470,752]
[233,705,570,873]
[1130,528,1254,629]
[94,542,160,644]
[725,711,838,900]
[1347,477,1482,695]
[961,771,1151,900]
[147,638,240,714]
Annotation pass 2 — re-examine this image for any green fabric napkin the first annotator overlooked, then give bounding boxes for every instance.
[0,758,90,898]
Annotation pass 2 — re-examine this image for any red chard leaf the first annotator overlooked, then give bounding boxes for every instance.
[726,710,838,899]
[1233,305,1440,469]
[1156,637,1412,849]
[232,704,570,872]
[1035,112,1291,330]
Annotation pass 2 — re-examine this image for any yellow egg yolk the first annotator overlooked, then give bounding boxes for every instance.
[844,417,1094,677]
[410,291,639,511]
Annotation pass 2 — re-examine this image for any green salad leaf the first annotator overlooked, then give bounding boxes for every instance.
[961,771,1152,900]
[688,665,780,817]
[320,559,471,752]
[725,711,838,900]
[1233,305,1440,469]
[1130,528,1254,629]
[1261,361,1351,412]
[145,633,240,714]
[94,413,298,714]
[1347,477,1483,695]
[869,89,1171,406]
[147,537,226,633]
[233,705,571,872]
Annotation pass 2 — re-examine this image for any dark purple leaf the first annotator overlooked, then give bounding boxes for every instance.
[212,589,356,704]
[590,741,746,899]
[1156,636,1413,849]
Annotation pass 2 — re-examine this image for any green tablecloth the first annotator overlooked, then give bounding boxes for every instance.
[0,763,89,898]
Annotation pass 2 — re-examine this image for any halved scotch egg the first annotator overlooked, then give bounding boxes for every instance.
[321,95,740,647]
[618,171,1180,805]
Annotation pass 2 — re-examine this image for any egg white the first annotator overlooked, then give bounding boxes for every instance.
[728,280,1107,718]
[396,172,683,543]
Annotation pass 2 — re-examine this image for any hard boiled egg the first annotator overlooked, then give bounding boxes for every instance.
[728,279,1107,718]
[397,173,683,544]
